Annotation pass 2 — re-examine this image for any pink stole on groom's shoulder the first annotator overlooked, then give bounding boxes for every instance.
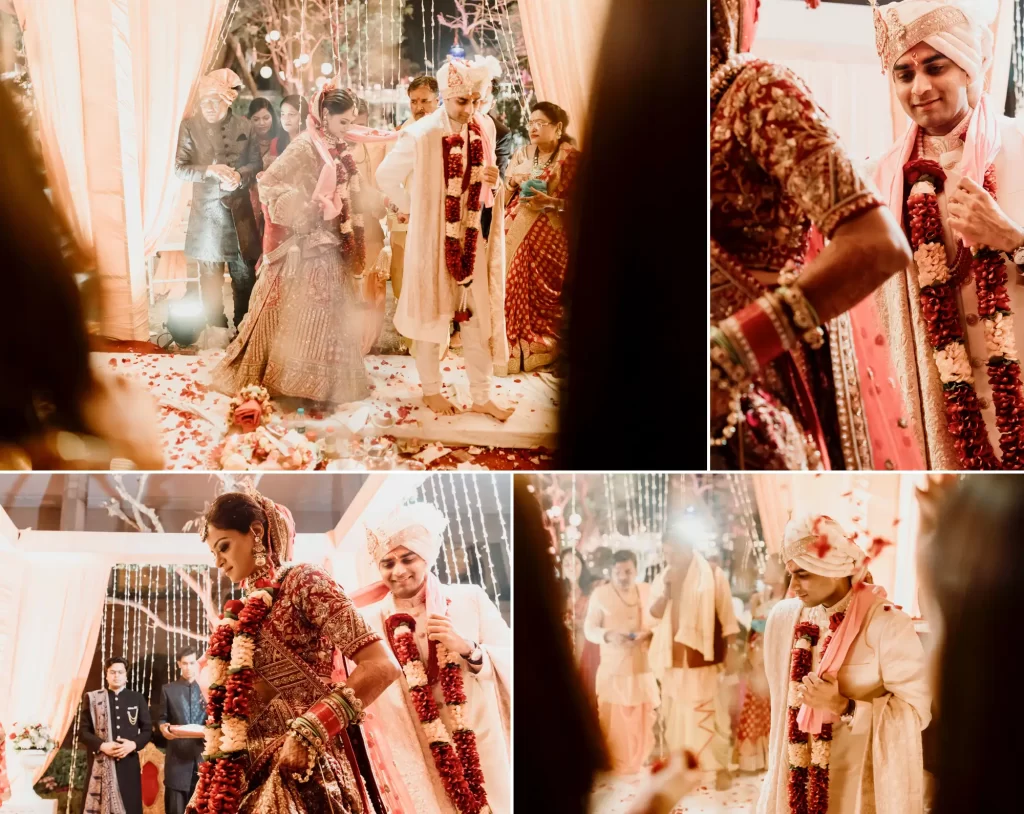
[796,584,887,735]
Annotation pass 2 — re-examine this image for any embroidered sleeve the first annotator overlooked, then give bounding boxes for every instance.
[730,61,881,238]
[259,139,321,232]
[291,564,381,658]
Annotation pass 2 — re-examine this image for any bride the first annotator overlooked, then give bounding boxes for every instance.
[188,490,400,813]
[212,84,391,407]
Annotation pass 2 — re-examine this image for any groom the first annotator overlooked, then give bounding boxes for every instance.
[756,515,930,813]
[376,58,513,421]
[871,0,1024,468]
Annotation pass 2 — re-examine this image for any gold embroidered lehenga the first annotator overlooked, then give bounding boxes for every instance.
[189,562,382,813]
[212,131,370,405]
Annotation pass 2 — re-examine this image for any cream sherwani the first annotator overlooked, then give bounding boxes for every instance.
[649,555,739,771]
[585,582,660,773]
[376,107,509,402]
[362,583,511,814]
[756,593,931,814]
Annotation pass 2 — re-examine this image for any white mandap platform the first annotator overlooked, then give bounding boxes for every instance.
[91,351,557,470]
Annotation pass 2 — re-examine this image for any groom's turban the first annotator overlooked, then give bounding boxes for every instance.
[872,0,998,106]
[781,514,866,578]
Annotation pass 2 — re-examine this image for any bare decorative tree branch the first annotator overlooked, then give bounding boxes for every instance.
[106,597,208,643]
[104,474,164,533]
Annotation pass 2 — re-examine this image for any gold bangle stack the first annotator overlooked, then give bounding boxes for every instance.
[777,265,824,350]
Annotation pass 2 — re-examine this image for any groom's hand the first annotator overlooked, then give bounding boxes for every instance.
[482,166,499,186]
[948,176,1024,251]
[426,614,472,656]
[801,672,847,715]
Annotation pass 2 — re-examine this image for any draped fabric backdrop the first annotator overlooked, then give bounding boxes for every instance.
[131,0,231,257]
[12,0,228,339]
[518,0,610,146]
[0,530,332,783]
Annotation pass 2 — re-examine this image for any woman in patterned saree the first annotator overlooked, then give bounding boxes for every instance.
[502,102,580,374]
[188,490,400,814]
[709,0,922,470]
[212,84,378,406]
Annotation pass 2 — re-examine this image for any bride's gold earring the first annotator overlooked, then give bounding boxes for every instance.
[253,535,267,568]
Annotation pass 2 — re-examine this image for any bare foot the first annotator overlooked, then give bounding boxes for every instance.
[471,400,514,422]
[715,769,732,791]
[450,331,463,349]
[423,393,462,416]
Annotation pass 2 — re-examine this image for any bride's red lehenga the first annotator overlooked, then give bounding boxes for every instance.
[188,562,381,814]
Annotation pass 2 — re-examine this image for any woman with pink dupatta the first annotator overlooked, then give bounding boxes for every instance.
[709,0,921,470]
[756,514,931,814]
[212,83,396,407]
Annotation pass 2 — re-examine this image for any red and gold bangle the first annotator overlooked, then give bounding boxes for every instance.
[720,293,795,374]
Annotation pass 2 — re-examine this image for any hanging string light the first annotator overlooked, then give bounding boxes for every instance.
[490,472,510,561]
[468,474,502,601]
[429,476,461,582]
[430,0,436,71]
[343,0,352,87]
[146,565,158,700]
[425,478,452,581]
[101,570,109,688]
[420,0,428,73]
[487,0,529,120]
[444,474,470,579]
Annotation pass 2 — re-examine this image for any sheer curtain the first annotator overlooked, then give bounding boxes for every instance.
[12,0,229,338]
[518,0,610,145]
[130,0,231,256]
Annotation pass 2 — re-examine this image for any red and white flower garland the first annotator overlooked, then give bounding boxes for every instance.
[786,612,843,814]
[385,612,489,814]
[904,158,1024,468]
[441,120,485,322]
[331,145,368,278]
[193,576,278,814]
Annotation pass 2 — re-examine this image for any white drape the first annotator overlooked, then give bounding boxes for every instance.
[0,530,331,783]
[518,0,610,145]
[12,0,228,339]
[12,0,92,245]
[130,0,230,256]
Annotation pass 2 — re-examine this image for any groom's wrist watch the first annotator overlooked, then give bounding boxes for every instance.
[462,642,483,665]
[1006,227,1024,265]
[839,698,855,727]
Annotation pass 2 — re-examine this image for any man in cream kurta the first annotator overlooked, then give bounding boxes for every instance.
[870,0,1024,467]
[357,503,511,814]
[376,59,512,421]
[649,530,739,786]
[757,515,931,814]
[584,550,660,774]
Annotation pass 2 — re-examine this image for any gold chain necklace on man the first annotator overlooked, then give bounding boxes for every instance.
[611,583,639,608]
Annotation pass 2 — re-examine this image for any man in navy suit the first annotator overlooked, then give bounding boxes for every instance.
[158,648,206,814]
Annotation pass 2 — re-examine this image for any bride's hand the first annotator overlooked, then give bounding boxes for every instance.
[279,734,310,771]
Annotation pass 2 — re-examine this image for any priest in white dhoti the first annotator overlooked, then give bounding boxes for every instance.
[870,0,1024,469]
[376,58,513,421]
[756,514,931,814]
[355,503,511,814]
[648,527,739,789]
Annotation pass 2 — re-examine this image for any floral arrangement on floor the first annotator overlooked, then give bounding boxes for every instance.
[227,386,276,434]
[217,426,320,471]
[8,723,57,752]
